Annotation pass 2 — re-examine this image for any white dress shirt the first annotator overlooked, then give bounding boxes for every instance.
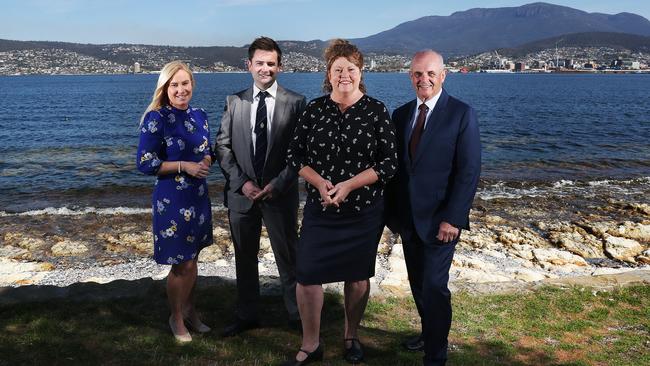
[410,89,442,134]
[251,81,278,154]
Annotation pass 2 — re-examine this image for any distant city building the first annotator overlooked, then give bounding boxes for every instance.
[622,60,640,70]
[0,42,648,76]
[564,59,574,69]
[514,62,526,72]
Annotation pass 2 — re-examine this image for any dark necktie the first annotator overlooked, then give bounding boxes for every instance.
[409,103,429,160]
[253,91,268,178]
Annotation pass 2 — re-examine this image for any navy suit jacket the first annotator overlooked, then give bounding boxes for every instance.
[386,89,481,243]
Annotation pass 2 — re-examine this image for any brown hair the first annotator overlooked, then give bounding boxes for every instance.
[322,39,366,93]
[248,36,282,65]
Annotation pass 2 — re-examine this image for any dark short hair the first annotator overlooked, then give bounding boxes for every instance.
[323,39,366,93]
[248,36,282,65]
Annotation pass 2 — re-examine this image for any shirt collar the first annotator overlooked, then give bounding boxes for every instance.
[253,81,278,99]
[416,89,442,112]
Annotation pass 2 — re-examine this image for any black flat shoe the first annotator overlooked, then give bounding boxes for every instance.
[402,334,424,352]
[221,318,260,337]
[343,338,364,364]
[281,344,323,366]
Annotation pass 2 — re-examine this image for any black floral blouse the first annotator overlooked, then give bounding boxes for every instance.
[287,94,398,213]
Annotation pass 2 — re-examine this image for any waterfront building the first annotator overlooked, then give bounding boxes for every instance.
[622,60,641,70]
[564,59,575,69]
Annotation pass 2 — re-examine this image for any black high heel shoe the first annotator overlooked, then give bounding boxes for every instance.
[343,338,364,364]
[281,343,323,366]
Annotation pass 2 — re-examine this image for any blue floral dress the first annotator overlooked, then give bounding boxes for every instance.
[136,105,213,265]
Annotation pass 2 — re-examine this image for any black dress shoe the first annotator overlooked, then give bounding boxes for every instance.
[343,338,364,364]
[221,318,260,337]
[281,344,323,366]
[402,334,424,352]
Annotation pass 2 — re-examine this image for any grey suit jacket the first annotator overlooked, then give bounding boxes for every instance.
[215,85,306,213]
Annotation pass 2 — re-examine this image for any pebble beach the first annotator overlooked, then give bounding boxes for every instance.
[2,177,648,300]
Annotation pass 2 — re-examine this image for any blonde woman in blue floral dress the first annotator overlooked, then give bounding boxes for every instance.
[137,61,213,343]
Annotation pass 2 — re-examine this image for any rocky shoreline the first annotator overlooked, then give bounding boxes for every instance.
[1,183,649,299]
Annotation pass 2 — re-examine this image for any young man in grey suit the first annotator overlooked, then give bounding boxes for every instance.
[386,50,481,365]
[215,37,306,336]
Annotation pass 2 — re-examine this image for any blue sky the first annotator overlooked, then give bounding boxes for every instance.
[2,0,648,46]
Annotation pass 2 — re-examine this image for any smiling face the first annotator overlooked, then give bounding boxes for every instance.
[328,56,361,96]
[166,69,193,109]
[409,51,446,102]
[248,49,280,90]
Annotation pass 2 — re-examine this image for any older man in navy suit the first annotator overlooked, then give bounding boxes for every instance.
[386,50,481,366]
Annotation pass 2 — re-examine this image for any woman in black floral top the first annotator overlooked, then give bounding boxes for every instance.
[283,39,397,365]
[288,94,397,213]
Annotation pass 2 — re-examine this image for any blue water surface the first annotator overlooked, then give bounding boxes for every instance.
[0,72,649,207]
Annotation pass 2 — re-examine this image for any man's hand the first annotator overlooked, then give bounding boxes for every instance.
[436,221,459,243]
[242,180,262,201]
[252,183,275,201]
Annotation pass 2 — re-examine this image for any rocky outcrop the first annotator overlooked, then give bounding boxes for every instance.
[636,250,650,265]
[0,258,54,286]
[532,248,588,267]
[99,232,152,254]
[3,232,46,251]
[610,222,650,243]
[51,239,89,256]
[1,194,649,291]
[0,245,31,260]
[547,225,604,258]
[604,235,644,263]
[379,244,410,296]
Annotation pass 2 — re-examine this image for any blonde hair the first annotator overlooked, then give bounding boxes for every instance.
[140,61,194,123]
[322,39,366,94]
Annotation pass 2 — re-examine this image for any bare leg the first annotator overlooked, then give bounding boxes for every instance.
[182,259,202,324]
[294,283,323,361]
[343,279,370,346]
[167,259,196,334]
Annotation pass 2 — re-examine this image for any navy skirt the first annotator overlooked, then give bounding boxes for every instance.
[296,198,384,285]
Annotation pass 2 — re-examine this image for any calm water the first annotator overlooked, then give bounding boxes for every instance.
[0,73,649,212]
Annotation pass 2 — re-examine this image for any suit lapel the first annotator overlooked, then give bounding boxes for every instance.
[268,86,288,158]
[240,88,254,165]
[412,90,450,167]
[402,100,417,165]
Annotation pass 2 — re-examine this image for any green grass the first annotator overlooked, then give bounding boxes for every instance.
[0,282,648,365]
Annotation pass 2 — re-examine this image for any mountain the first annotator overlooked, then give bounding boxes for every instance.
[0,38,329,69]
[352,2,650,56]
[2,2,650,75]
[276,40,327,58]
[0,39,247,67]
[496,32,650,58]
